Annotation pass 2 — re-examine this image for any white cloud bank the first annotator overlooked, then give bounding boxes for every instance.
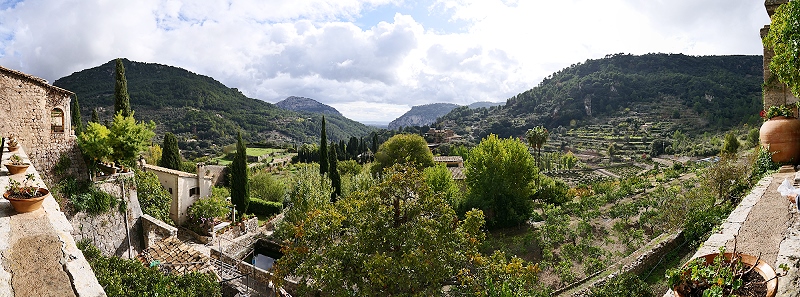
[0,0,770,122]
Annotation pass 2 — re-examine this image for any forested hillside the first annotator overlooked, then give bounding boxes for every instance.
[437,54,763,141]
[54,59,374,153]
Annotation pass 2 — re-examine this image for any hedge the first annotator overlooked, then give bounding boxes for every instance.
[249,198,283,217]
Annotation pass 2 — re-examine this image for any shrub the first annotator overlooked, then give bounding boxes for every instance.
[188,195,230,223]
[72,188,117,215]
[533,174,571,205]
[78,241,221,296]
[135,169,173,225]
[248,198,283,217]
[249,170,286,203]
[337,159,362,176]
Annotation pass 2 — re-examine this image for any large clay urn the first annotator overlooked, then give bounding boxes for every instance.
[760,116,800,163]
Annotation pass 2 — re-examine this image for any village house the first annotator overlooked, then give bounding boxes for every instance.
[0,65,86,182]
[141,162,214,225]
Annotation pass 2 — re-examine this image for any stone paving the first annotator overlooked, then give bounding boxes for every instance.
[665,167,800,296]
[0,147,105,296]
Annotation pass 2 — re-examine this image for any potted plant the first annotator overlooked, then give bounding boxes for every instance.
[5,154,29,175]
[760,104,800,163]
[7,136,19,152]
[667,247,783,297]
[3,173,49,213]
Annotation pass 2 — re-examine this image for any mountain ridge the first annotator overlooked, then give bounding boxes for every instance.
[276,96,342,116]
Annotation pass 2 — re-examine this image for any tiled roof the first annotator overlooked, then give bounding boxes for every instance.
[0,65,74,95]
[137,236,216,276]
[448,167,465,180]
[434,156,463,163]
[143,164,198,178]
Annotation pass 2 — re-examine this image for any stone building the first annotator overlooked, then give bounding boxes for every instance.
[762,0,798,110]
[0,65,86,182]
[141,163,213,225]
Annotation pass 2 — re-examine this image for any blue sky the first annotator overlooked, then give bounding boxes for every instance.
[0,0,771,123]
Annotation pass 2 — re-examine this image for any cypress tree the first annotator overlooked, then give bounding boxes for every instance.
[114,58,132,118]
[159,132,181,170]
[71,94,83,136]
[319,116,328,175]
[372,134,379,153]
[329,143,341,202]
[91,108,99,123]
[231,131,250,214]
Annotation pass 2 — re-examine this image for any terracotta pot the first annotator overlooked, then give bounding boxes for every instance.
[3,188,49,213]
[7,145,19,152]
[5,163,29,175]
[760,116,800,163]
[673,252,777,297]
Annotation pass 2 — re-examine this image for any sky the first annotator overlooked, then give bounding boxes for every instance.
[0,0,771,124]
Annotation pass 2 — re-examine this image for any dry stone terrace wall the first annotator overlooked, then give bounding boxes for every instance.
[0,66,87,184]
[69,176,144,258]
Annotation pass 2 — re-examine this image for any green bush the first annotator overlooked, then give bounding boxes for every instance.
[135,169,173,225]
[188,195,230,222]
[248,198,282,217]
[337,160,362,176]
[58,177,117,215]
[249,170,285,203]
[78,241,221,297]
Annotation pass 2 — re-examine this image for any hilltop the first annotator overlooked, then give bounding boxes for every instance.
[54,59,374,155]
[437,53,763,141]
[387,103,460,130]
[276,96,342,116]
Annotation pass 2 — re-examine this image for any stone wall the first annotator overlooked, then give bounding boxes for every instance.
[141,214,177,249]
[0,66,87,184]
[69,175,144,259]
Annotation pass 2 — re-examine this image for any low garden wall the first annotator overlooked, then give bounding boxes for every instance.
[141,214,177,249]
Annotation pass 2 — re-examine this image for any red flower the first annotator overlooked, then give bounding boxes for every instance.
[760,110,766,118]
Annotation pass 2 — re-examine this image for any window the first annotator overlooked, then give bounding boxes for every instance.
[190,187,200,196]
[168,188,173,195]
[51,108,64,133]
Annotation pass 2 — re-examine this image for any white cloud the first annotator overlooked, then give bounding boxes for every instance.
[0,0,771,123]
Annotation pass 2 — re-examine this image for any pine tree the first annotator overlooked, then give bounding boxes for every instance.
[114,58,132,118]
[71,94,83,136]
[159,132,181,170]
[231,131,250,214]
[91,108,99,123]
[319,116,328,176]
[329,143,341,202]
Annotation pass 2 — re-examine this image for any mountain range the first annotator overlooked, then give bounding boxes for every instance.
[435,53,763,141]
[53,59,374,156]
[387,101,504,130]
[276,96,342,116]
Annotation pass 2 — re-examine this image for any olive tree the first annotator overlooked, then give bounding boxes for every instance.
[373,133,434,174]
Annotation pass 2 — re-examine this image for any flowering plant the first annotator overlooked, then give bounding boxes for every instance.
[761,104,796,120]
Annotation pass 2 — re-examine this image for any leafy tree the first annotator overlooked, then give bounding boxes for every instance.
[319,116,328,176]
[143,144,162,167]
[159,132,181,170]
[703,155,748,203]
[107,112,156,163]
[526,126,548,164]
[721,131,740,155]
[135,169,173,225]
[90,108,99,123]
[374,134,434,173]
[275,164,332,241]
[114,58,132,118]
[562,151,578,170]
[329,143,341,201]
[249,170,286,203]
[746,128,760,148]
[72,94,83,136]
[533,174,571,205]
[337,160,362,176]
[230,131,250,214]
[463,134,538,229]
[78,122,113,163]
[765,1,800,97]
[273,164,487,296]
[423,164,461,209]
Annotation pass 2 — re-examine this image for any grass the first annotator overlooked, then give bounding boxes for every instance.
[246,148,281,157]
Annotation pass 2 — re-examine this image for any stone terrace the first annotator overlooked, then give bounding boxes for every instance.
[664,167,800,296]
[0,145,104,296]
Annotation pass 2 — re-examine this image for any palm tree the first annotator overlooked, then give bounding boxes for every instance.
[526,126,548,166]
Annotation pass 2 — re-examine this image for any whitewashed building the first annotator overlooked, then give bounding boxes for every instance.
[141,163,213,225]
